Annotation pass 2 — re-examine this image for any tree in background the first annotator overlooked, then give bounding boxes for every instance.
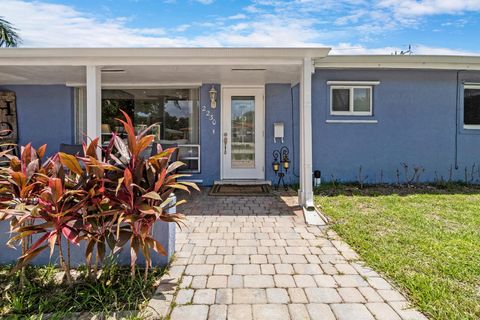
[0,17,20,47]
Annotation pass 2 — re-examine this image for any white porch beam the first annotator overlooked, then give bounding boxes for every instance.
[298,57,315,208]
[85,66,101,149]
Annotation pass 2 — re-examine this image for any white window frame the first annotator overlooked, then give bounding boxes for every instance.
[177,144,201,173]
[330,85,373,116]
[464,83,480,130]
[74,87,87,143]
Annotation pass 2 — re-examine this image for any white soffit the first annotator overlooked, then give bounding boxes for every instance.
[316,55,480,70]
[0,64,303,85]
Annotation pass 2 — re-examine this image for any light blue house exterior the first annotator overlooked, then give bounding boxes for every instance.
[1,49,480,198]
[312,68,480,184]
[1,48,480,266]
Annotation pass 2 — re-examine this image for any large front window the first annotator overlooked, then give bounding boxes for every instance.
[101,88,199,144]
[101,88,200,172]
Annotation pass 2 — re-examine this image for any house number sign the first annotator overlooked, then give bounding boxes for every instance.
[201,105,217,126]
[0,91,18,143]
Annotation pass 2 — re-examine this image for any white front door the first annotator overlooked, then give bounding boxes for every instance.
[222,87,265,180]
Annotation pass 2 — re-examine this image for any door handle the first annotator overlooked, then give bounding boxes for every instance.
[223,133,228,155]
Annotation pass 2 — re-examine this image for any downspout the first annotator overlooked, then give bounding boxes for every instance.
[454,71,461,170]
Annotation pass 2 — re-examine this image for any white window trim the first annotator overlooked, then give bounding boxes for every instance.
[330,85,373,116]
[327,81,380,86]
[463,124,480,130]
[326,119,378,124]
[463,84,480,129]
[464,83,480,89]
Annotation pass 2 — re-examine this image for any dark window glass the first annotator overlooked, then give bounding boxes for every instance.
[101,89,199,144]
[332,88,350,112]
[464,89,480,125]
[101,88,199,171]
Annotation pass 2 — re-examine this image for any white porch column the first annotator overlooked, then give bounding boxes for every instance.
[298,57,314,208]
[85,65,102,145]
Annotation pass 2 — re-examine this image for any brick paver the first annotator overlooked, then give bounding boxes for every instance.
[167,189,427,319]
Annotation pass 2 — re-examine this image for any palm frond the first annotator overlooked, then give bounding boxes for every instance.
[0,17,21,47]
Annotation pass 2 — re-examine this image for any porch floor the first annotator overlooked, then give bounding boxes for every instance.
[166,188,426,320]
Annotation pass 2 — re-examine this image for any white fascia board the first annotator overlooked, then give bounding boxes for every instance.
[0,57,308,66]
[0,47,331,66]
[315,55,480,70]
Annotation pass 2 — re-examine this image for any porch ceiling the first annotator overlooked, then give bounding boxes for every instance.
[0,64,303,86]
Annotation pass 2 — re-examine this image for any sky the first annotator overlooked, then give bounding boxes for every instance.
[2,0,480,55]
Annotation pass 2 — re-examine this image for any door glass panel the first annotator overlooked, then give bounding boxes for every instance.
[231,96,255,168]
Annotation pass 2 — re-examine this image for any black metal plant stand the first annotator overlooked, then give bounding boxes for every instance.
[272,146,290,191]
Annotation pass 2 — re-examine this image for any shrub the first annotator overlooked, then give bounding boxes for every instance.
[0,111,197,283]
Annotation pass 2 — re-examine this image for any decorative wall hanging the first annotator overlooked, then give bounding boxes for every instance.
[0,91,18,143]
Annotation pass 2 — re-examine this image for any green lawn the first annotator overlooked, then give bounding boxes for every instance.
[315,184,480,320]
[0,262,164,319]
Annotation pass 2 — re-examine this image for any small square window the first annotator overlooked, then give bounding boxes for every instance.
[330,86,372,115]
[464,86,480,129]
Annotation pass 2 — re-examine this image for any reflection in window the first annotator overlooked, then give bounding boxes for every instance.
[231,96,255,169]
[330,86,372,115]
[101,88,200,172]
[101,89,199,145]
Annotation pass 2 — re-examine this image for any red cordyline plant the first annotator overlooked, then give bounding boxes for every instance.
[0,143,87,284]
[80,110,199,278]
[0,111,198,282]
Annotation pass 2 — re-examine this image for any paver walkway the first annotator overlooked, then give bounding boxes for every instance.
[167,189,427,320]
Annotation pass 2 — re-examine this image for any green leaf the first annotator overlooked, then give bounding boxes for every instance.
[178,181,200,191]
[10,245,48,275]
[85,238,96,265]
[142,191,162,200]
[114,135,131,161]
[97,240,106,262]
[114,230,132,254]
[58,152,83,175]
[167,161,186,174]
[130,236,139,269]
[146,237,167,256]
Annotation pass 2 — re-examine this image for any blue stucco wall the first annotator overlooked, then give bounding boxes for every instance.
[188,84,221,185]
[265,84,300,186]
[189,83,301,186]
[312,69,480,183]
[0,85,74,156]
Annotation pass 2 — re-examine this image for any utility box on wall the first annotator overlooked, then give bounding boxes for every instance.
[273,122,284,143]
